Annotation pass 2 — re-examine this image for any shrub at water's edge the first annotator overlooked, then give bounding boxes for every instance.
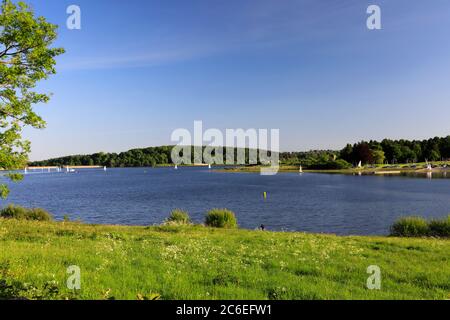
[390,217,429,237]
[429,216,450,237]
[0,204,53,221]
[205,208,238,228]
[390,215,449,238]
[166,209,191,225]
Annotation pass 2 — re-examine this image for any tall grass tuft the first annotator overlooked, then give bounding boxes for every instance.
[205,208,238,229]
[0,204,53,221]
[428,215,450,237]
[166,209,191,225]
[390,215,449,238]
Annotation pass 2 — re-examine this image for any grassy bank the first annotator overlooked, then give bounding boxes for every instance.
[0,219,449,300]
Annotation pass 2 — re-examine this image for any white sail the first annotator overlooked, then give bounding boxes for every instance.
[357,161,362,168]
[299,165,303,173]
[175,165,178,170]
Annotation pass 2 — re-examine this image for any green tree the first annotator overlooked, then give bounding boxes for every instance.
[340,144,353,163]
[372,149,385,164]
[428,149,440,162]
[412,143,422,162]
[424,141,441,161]
[0,0,64,198]
[381,139,402,164]
[439,136,450,159]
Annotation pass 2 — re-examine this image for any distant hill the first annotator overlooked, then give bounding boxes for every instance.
[29,145,338,168]
[30,146,175,168]
[29,146,278,168]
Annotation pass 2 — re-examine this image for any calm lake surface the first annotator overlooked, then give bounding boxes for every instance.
[3,167,450,235]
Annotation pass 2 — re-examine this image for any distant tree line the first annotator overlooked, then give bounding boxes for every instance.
[29,146,173,167]
[29,136,450,169]
[29,146,272,167]
[340,136,450,165]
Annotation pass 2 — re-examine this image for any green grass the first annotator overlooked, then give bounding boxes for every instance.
[0,219,449,300]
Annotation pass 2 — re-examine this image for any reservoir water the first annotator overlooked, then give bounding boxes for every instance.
[3,167,450,235]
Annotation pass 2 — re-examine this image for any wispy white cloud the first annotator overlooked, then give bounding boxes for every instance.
[57,44,221,71]
[57,0,364,72]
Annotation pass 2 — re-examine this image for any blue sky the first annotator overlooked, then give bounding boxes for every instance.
[19,0,450,160]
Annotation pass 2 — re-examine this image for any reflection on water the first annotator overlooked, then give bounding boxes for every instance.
[399,171,450,179]
[350,171,450,179]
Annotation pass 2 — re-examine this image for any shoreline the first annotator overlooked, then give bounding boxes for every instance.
[2,216,447,239]
[218,165,450,176]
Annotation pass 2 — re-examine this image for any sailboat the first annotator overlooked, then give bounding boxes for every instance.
[299,165,303,174]
[174,164,178,170]
[104,166,107,171]
[208,164,211,169]
[426,160,432,171]
[24,167,28,174]
[357,161,362,168]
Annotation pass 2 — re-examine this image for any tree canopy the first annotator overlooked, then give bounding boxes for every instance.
[340,136,450,165]
[0,0,64,197]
